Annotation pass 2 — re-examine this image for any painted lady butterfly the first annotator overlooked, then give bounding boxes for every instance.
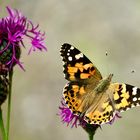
[60,43,140,125]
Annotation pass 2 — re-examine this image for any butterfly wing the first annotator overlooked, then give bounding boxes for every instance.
[60,43,103,117]
[60,43,102,82]
[111,83,140,112]
[84,87,116,125]
[84,83,140,125]
[63,82,88,115]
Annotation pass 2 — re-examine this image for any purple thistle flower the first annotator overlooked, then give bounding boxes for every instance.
[0,74,8,105]
[0,6,47,70]
[58,98,99,138]
[108,112,122,125]
[58,98,121,128]
[0,62,8,75]
[58,99,86,128]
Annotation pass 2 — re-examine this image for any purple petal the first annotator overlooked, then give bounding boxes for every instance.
[0,6,47,70]
[108,112,122,125]
[58,99,87,128]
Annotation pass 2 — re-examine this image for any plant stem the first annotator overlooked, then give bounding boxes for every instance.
[88,133,94,140]
[82,124,99,140]
[0,108,6,140]
[6,69,13,140]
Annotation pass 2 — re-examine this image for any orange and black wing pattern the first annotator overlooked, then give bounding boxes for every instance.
[60,43,102,82]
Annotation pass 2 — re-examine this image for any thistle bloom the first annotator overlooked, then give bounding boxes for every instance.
[0,75,8,105]
[58,99,123,140]
[108,112,122,125]
[0,6,47,70]
[59,98,122,127]
[58,99,99,139]
[58,99,86,128]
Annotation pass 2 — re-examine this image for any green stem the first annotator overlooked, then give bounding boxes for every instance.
[0,108,6,140]
[6,69,13,140]
[82,124,98,140]
[88,133,94,140]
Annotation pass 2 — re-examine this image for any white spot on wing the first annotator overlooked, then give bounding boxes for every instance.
[75,53,84,60]
[68,56,72,61]
[132,87,137,95]
[70,46,74,50]
[126,107,130,111]
[133,97,137,102]
[131,104,135,108]
[67,53,70,56]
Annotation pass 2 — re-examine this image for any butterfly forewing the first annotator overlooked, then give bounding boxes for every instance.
[60,43,102,82]
[111,83,140,112]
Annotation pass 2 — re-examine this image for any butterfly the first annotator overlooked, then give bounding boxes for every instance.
[60,43,140,125]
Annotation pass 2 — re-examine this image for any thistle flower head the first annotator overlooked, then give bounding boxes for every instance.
[0,75,8,105]
[108,112,122,125]
[58,99,86,128]
[0,62,8,75]
[58,98,99,139]
[58,98,121,128]
[0,6,47,70]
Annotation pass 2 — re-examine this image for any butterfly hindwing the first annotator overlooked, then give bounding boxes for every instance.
[83,85,116,125]
[60,43,102,82]
[84,98,115,125]
[111,83,140,112]
[63,82,88,115]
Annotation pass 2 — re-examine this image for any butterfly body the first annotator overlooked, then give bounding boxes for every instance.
[60,43,140,125]
[93,74,113,93]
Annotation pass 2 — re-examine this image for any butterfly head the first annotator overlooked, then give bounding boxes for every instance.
[106,74,113,82]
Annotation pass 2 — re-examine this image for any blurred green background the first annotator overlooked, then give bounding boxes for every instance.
[1,0,140,140]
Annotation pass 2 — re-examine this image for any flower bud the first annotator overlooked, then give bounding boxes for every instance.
[0,40,21,68]
[0,75,8,105]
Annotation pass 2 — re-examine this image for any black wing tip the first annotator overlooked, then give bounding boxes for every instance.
[60,43,73,53]
[62,43,72,47]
